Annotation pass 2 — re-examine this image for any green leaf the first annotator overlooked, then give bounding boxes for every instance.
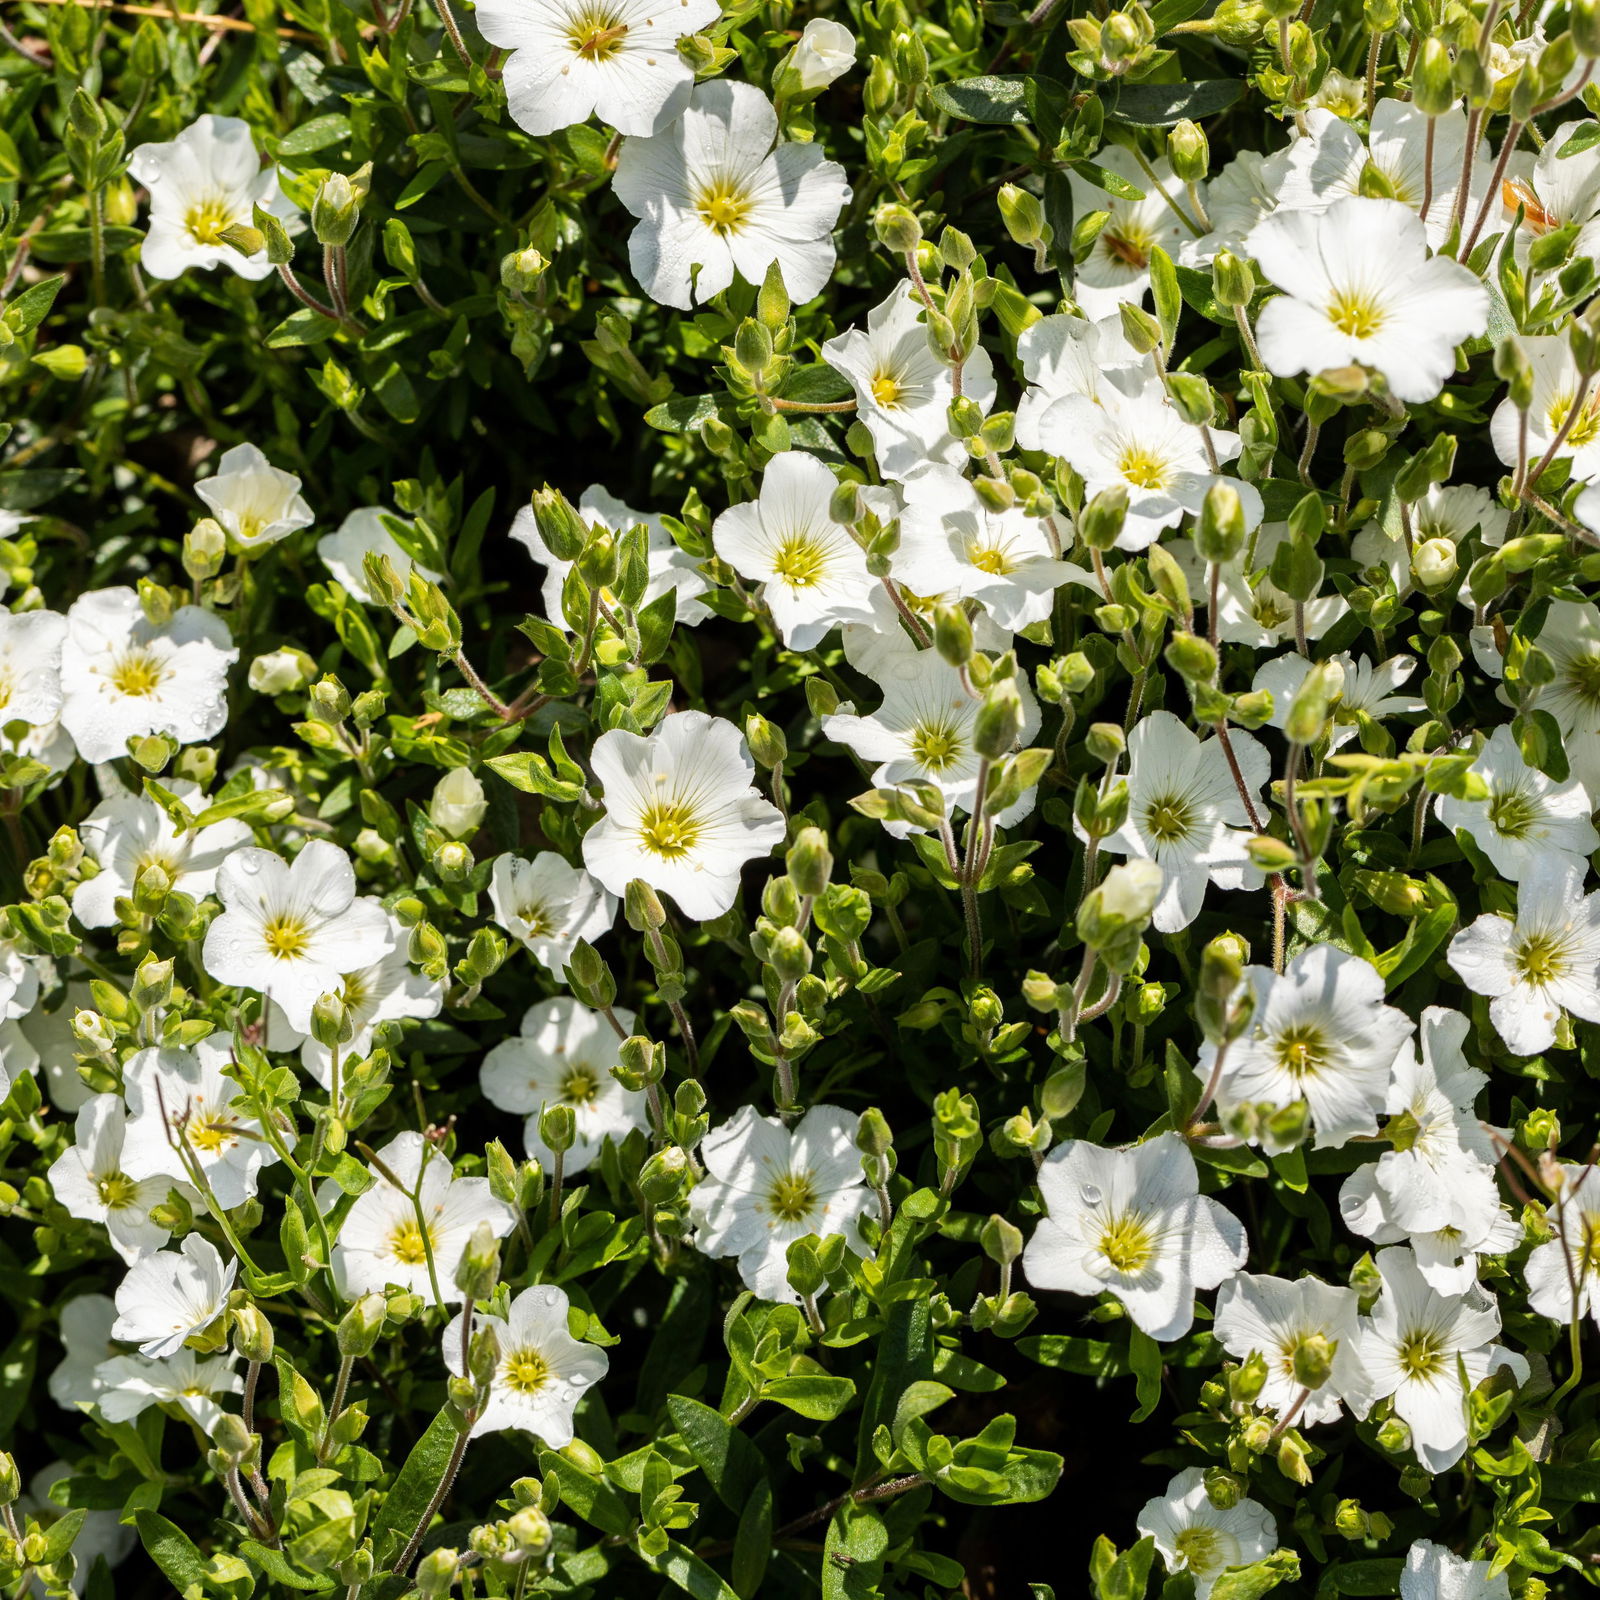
[537,1449,634,1536]
[1127,1327,1163,1422]
[370,1408,464,1564]
[1150,247,1181,351]
[667,1395,768,1514]
[135,1510,209,1592]
[761,1373,857,1419]
[645,393,723,432]
[241,1538,335,1590]
[1,274,67,335]
[1323,1558,1405,1595]
[1113,79,1245,127]
[1066,159,1146,202]
[823,1502,890,1600]
[1017,1334,1128,1376]
[926,74,1036,123]
[266,309,343,349]
[278,113,354,156]
[640,1538,742,1600]
[1557,121,1600,157]
[1209,1551,1301,1600]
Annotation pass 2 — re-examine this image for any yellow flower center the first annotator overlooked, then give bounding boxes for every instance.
[1579,1215,1600,1277]
[1564,647,1600,708]
[1276,1023,1328,1079]
[1144,794,1191,842]
[697,179,751,236]
[1174,1527,1225,1574]
[568,11,629,58]
[772,533,828,589]
[1327,288,1385,339]
[390,1219,433,1265]
[870,372,902,407]
[1547,392,1600,448]
[110,649,168,698]
[185,196,234,247]
[1098,1211,1155,1273]
[1101,226,1153,269]
[98,1170,140,1209]
[504,1347,551,1393]
[1487,787,1538,840]
[263,914,310,960]
[560,1065,600,1105]
[910,718,964,772]
[187,1113,238,1154]
[1118,445,1169,491]
[1515,932,1566,986]
[639,800,700,859]
[767,1170,817,1223]
[518,901,553,937]
[966,541,1012,576]
[1396,1327,1446,1379]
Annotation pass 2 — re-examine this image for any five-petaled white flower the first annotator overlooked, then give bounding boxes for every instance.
[613,81,850,309]
[1448,854,1600,1056]
[1400,1540,1511,1600]
[59,587,238,765]
[0,608,68,729]
[1524,1162,1600,1331]
[1095,710,1268,934]
[474,0,721,139]
[95,1346,243,1434]
[1066,150,1194,317]
[195,443,314,553]
[712,451,883,649]
[1246,195,1489,403]
[1358,1246,1526,1472]
[1136,1467,1278,1600]
[128,114,296,280]
[821,286,997,481]
[333,1131,518,1306]
[111,1233,237,1360]
[488,851,618,976]
[1198,946,1414,1150]
[688,1104,875,1303]
[480,997,651,1174]
[47,1095,175,1264]
[1253,651,1424,754]
[1021,1132,1247,1341]
[582,710,787,920]
[72,780,253,930]
[443,1283,610,1443]
[202,840,396,1033]
[1213,1271,1374,1426]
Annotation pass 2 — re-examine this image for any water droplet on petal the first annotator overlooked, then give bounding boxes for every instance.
[1080,1183,1103,1205]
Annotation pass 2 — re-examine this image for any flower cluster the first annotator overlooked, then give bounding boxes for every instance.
[8,0,1600,1595]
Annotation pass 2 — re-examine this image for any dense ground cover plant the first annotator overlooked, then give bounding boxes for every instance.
[7,0,1600,1593]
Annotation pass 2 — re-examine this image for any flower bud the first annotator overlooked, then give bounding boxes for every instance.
[745,713,787,771]
[1195,481,1248,565]
[1204,1468,1243,1509]
[507,1505,552,1556]
[0,1453,19,1505]
[232,1304,274,1364]
[787,827,832,898]
[415,1548,460,1597]
[333,1291,387,1359]
[1169,119,1209,183]
[248,646,316,695]
[998,183,1046,248]
[973,679,1024,759]
[1079,484,1128,550]
[429,767,488,839]
[184,518,228,582]
[1085,722,1125,766]
[979,1213,1024,1266]
[1412,537,1458,590]
[874,203,923,255]
[211,1412,256,1467]
[529,485,587,561]
[540,1102,577,1155]
[1166,632,1218,683]
[454,1219,502,1303]
[1230,1349,1269,1405]
[311,166,369,247]
[1291,1332,1336,1389]
[1212,249,1255,309]
[933,602,973,667]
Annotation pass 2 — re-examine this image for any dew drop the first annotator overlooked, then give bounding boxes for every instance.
[1080,1183,1103,1205]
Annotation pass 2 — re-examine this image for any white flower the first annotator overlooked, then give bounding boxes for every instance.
[1198,946,1413,1150]
[23,980,95,1113]
[821,285,997,481]
[480,997,650,1174]
[1246,196,1489,404]
[1528,603,1600,778]
[1252,651,1423,753]
[95,1346,243,1433]
[1067,149,1195,317]
[512,484,711,629]
[1401,1540,1511,1600]
[895,468,1077,634]
[1013,312,1155,451]
[1358,1246,1526,1472]
[317,506,443,603]
[1021,1132,1247,1341]
[111,1233,237,1359]
[443,1284,609,1442]
[688,1104,875,1303]
[474,0,719,138]
[202,839,396,1032]
[1094,710,1268,934]
[1351,484,1508,600]
[488,852,617,976]
[120,1036,281,1210]
[21,1464,135,1594]
[1171,523,1347,648]
[128,114,296,280]
[711,452,882,648]
[1524,1162,1600,1330]
[430,768,487,839]
[1496,119,1600,266]
[582,710,787,920]
[59,587,238,764]
[1490,335,1600,485]
[1036,378,1255,551]
[822,638,1041,829]
[47,1094,175,1264]
[1191,148,1287,263]
[1438,725,1598,881]
[1137,1468,1278,1600]
[72,780,253,930]
[332,1130,517,1306]
[0,607,67,727]
[195,443,314,552]
[48,1292,118,1412]
[613,81,850,310]
[1448,854,1600,1055]
[267,912,443,1088]
[1213,1272,1373,1425]
[786,18,856,90]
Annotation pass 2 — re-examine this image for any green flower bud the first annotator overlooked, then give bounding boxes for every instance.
[454,1219,502,1303]
[337,1292,388,1359]
[1080,484,1129,551]
[184,518,227,582]
[1085,722,1125,766]
[1204,1468,1244,1509]
[415,1548,460,1597]
[998,183,1047,247]
[733,316,774,380]
[624,877,668,932]
[1212,249,1255,309]
[1166,632,1218,683]
[1168,118,1209,183]
[1291,1332,1336,1389]
[540,1102,577,1155]
[787,827,832,898]
[979,1213,1024,1266]
[874,203,923,254]
[311,165,370,248]
[1230,1349,1269,1405]
[1118,301,1163,355]
[856,1106,894,1158]
[973,679,1024,759]
[530,485,587,561]
[0,1452,19,1505]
